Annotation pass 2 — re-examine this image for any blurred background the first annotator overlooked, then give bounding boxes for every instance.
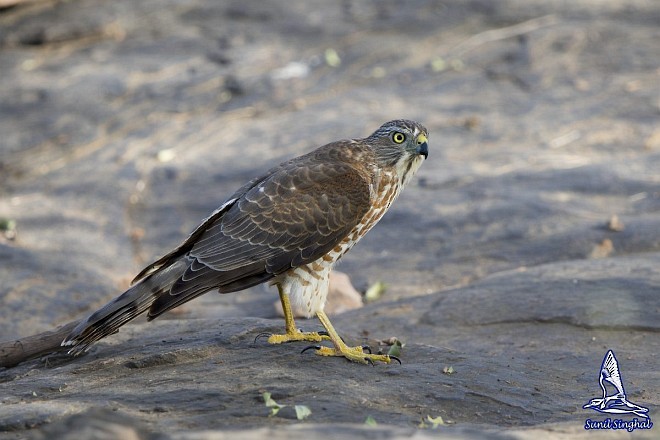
[0,0,658,342]
[0,0,659,435]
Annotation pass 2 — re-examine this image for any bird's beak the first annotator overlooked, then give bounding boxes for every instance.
[416,134,429,159]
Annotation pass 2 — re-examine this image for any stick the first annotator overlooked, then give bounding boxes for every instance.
[0,320,81,368]
[450,14,558,57]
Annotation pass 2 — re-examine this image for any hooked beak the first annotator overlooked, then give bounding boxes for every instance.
[416,134,429,159]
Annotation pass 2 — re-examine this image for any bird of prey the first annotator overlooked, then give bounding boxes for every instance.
[62,119,429,365]
[583,350,650,418]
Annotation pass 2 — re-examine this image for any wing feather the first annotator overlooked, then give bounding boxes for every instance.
[147,143,373,318]
[190,151,371,275]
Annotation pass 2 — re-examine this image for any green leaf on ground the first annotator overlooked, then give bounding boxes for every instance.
[422,415,446,429]
[262,392,285,417]
[365,281,387,302]
[387,339,403,357]
[294,405,312,420]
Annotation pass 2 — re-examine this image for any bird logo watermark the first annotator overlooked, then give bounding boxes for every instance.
[583,350,652,433]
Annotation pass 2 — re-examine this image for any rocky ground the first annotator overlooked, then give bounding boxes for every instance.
[0,0,658,439]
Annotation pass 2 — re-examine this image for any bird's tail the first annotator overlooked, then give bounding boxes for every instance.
[61,259,187,355]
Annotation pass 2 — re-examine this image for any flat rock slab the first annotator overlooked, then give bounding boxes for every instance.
[1,254,658,439]
[1,0,659,439]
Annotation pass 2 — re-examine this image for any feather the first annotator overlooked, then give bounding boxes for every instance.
[61,119,429,355]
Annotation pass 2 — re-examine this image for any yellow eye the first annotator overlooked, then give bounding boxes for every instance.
[392,132,406,144]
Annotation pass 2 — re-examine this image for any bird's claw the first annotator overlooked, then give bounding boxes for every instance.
[254,332,272,344]
[301,345,322,355]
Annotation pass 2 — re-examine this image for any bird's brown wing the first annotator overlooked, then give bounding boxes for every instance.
[131,174,264,284]
[147,145,372,318]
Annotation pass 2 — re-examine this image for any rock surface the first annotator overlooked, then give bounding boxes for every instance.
[0,0,658,439]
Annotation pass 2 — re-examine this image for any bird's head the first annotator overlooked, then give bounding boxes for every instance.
[365,119,429,185]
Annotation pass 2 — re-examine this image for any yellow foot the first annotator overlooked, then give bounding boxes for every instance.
[260,330,330,345]
[302,344,400,365]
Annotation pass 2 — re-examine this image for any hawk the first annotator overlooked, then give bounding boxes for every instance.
[63,119,429,364]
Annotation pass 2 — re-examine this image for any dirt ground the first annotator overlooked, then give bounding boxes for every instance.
[0,0,658,439]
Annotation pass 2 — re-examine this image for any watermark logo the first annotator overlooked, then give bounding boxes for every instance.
[583,350,652,432]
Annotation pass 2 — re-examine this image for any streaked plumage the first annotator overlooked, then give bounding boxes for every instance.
[63,119,429,364]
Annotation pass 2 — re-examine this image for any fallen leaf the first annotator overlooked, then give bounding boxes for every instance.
[387,339,403,357]
[365,281,386,303]
[324,48,341,67]
[607,215,624,232]
[426,415,446,428]
[262,392,285,417]
[294,405,312,420]
[589,238,614,259]
[0,218,17,240]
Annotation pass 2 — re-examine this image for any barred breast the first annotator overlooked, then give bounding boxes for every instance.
[282,170,402,317]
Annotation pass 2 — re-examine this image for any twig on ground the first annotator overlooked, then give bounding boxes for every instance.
[450,14,559,57]
[0,320,80,368]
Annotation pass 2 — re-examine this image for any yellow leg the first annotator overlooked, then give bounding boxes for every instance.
[267,285,329,344]
[312,310,394,365]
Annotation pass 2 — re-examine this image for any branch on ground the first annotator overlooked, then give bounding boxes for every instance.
[0,320,80,368]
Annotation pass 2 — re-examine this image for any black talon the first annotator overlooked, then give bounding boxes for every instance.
[318,331,329,337]
[253,332,272,344]
[389,355,402,365]
[365,358,375,367]
[301,345,321,355]
[361,345,372,354]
